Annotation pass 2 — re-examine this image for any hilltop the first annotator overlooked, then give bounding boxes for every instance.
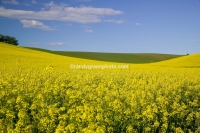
[25,47,183,64]
[2,42,199,68]
[154,52,200,67]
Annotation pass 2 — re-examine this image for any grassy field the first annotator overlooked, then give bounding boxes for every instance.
[1,42,200,132]
[25,47,183,64]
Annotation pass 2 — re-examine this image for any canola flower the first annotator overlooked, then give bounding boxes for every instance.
[1,66,200,133]
[0,42,200,132]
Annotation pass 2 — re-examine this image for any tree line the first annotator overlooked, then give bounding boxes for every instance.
[0,34,18,46]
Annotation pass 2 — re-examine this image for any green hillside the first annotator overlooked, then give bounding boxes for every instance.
[25,47,184,63]
[0,42,116,69]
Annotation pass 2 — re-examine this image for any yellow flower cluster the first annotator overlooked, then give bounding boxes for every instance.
[0,66,200,133]
[0,43,200,132]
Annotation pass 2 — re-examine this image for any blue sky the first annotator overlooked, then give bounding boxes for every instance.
[0,0,200,54]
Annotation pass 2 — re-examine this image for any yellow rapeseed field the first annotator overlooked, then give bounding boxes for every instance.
[0,42,200,133]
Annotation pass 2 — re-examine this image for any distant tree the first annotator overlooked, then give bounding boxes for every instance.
[10,36,18,46]
[0,34,18,46]
[187,53,189,55]
[0,34,5,42]
[4,35,10,43]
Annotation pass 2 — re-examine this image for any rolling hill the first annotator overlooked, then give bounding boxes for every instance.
[0,42,108,69]
[1,43,199,68]
[153,52,200,67]
[1,42,200,132]
[24,47,184,64]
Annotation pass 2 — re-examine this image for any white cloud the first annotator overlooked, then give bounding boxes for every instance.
[68,23,72,26]
[31,0,37,4]
[135,22,141,26]
[20,19,55,30]
[104,19,123,24]
[22,0,37,6]
[83,25,93,33]
[48,42,65,46]
[1,0,19,4]
[85,29,93,33]
[0,1,123,24]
